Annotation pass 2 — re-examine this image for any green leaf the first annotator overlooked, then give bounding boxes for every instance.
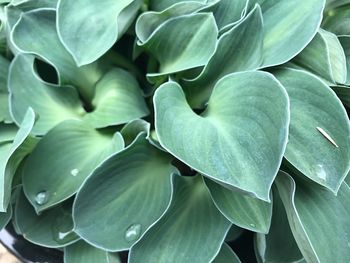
[274,68,350,193]
[138,13,218,78]
[22,120,124,213]
[0,108,35,212]
[120,119,150,146]
[64,241,120,263]
[129,175,231,263]
[225,225,244,242]
[339,36,350,85]
[149,0,207,11]
[9,53,85,135]
[155,71,289,201]
[0,204,12,230]
[212,0,248,31]
[182,5,263,108]
[254,187,303,263]
[0,55,11,123]
[0,123,17,143]
[57,0,141,66]
[332,86,350,108]
[205,179,272,234]
[74,134,176,251]
[275,171,350,262]
[254,0,325,67]
[15,190,79,248]
[293,29,347,84]
[11,8,106,101]
[213,243,241,263]
[323,5,350,36]
[83,68,149,128]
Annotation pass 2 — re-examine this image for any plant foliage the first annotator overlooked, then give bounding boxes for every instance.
[0,0,349,262]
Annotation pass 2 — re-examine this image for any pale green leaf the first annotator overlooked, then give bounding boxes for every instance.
[274,68,350,193]
[149,0,207,11]
[183,5,263,108]
[9,53,85,135]
[206,179,272,234]
[73,134,176,251]
[22,120,124,212]
[212,0,248,31]
[83,68,149,128]
[57,0,142,66]
[155,71,289,201]
[138,13,218,79]
[213,243,241,263]
[275,171,350,263]
[129,175,231,263]
[64,241,120,263]
[0,108,34,212]
[293,29,347,84]
[15,190,79,248]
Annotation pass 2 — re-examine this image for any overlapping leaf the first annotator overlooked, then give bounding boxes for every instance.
[274,68,350,192]
[129,175,231,263]
[213,243,241,263]
[73,134,176,251]
[22,120,124,212]
[0,55,11,123]
[155,71,289,201]
[275,171,350,262]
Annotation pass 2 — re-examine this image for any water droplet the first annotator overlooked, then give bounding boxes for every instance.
[35,191,48,205]
[316,164,327,181]
[249,223,256,228]
[70,168,79,176]
[125,224,142,242]
[52,214,78,244]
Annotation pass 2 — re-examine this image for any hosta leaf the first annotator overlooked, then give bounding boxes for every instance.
[293,29,347,84]
[11,8,106,101]
[333,86,350,108]
[254,187,303,263]
[275,171,350,263]
[15,190,79,248]
[274,68,350,192]
[138,13,218,79]
[0,55,11,123]
[0,108,34,212]
[155,71,289,201]
[136,1,217,43]
[0,124,17,143]
[74,134,176,251]
[129,175,231,263]
[323,5,350,36]
[339,36,350,85]
[22,120,124,213]
[120,119,150,146]
[149,0,207,11]
[213,243,241,263]
[212,0,248,31]
[325,0,350,10]
[225,225,244,242]
[9,53,84,135]
[253,0,325,67]
[57,0,142,66]
[0,204,11,230]
[64,241,120,263]
[83,68,149,128]
[183,5,263,108]
[206,179,272,234]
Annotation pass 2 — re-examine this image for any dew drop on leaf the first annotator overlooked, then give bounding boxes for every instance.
[35,191,49,205]
[52,213,77,245]
[70,168,80,176]
[125,224,142,242]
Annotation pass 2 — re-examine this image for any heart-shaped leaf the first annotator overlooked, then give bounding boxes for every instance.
[253,0,325,67]
[275,171,350,262]
[83,68,149,128]
[64,241,121,263]
[182,5,263,108]
[22,120,124,213]
[138,13,218,79]
[14,190,79,248]
[11,8,106,101]
[74,134,176,251]
[274,68,350,193]
[129,175,231,263]
[213,243,241,263]
[0,108,34,212]
[9,53,84,135]
[205,179,272,234]
[155,71,289,201]
[254,186,303,263]
[57,0,141,66]
[293,29,347,84]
